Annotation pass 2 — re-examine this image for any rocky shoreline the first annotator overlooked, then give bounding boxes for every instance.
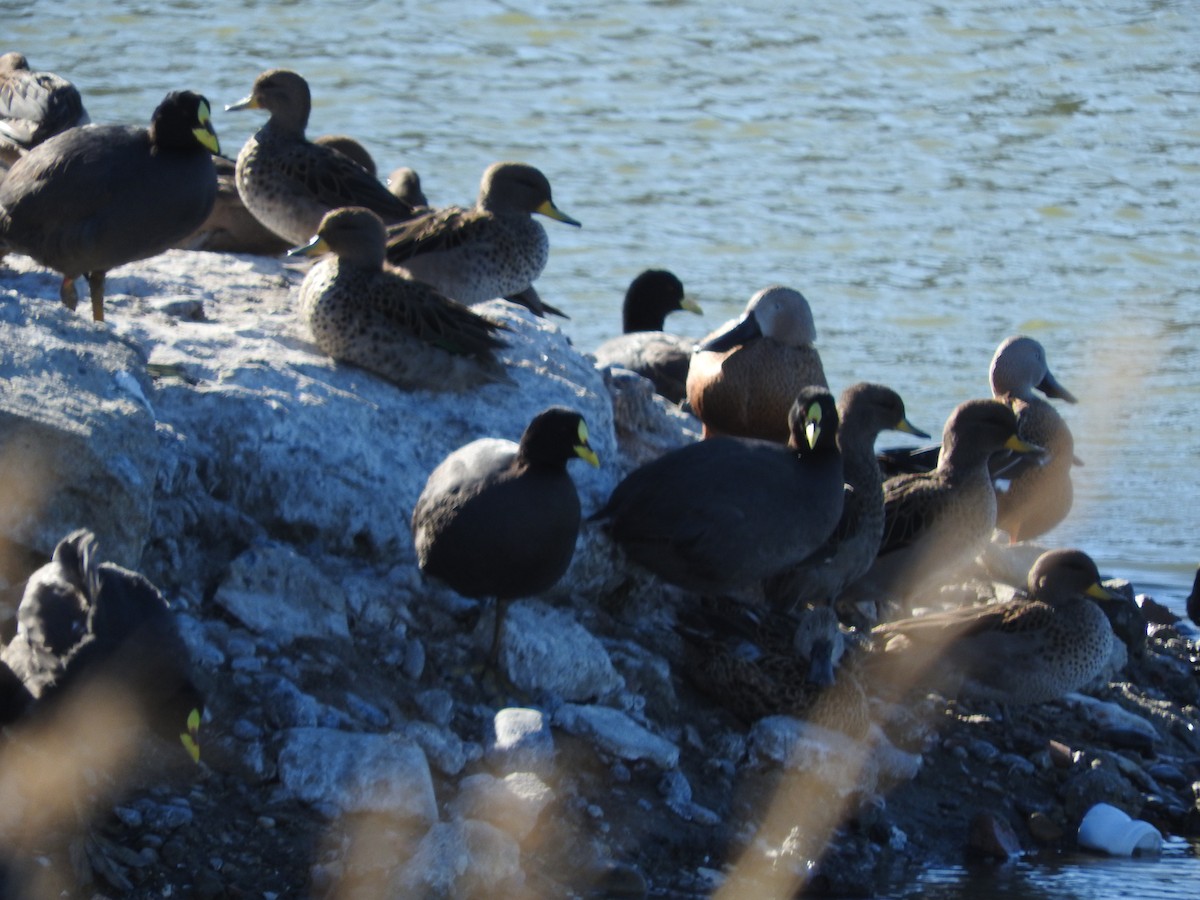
[2,250,1198,898]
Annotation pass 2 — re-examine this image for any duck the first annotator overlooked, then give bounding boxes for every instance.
[411,407,600,660]
[869,548,1120,707]
[173,154,291,254]
[764,383,929,613]
[0,90,219,321]
[676,602,870,738]
[289,206,510,391]
[385,161,580,316]
[0,528,96,699]
[0,529,203,761]
[591,269,703,404]
[177,131,383,255]
[843,399,1042,615]
[387,166,428,209]
[877,337,1080,524]
[311,132,377,176]
[226,69,416,245]
[592,386,843,596]
[0,52,90,165]
[685,286,828,442]
[988,335,1080,543]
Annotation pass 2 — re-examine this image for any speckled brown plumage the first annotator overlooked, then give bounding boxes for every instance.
[843,399,1042,612]
[291,207,509,391]
[0,52,89,164]
[989,335,1079,543]
[765,383,928,611]
[678,604,871,738]
[592,269,701,404]
[686,286,828,442]
[870,548,1119,706]
[384,161,580,313]
[227,69,415,246]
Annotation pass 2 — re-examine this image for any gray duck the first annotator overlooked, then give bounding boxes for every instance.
[289,206,509,391]
[226,69,415,245]
[0,52,89,165]
[385,161,580,316]
[844,399,1042,614]
[870,548,1120,707]
[989,335,1080,543]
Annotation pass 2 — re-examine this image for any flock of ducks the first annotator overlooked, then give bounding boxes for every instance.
[0,56,1131,756]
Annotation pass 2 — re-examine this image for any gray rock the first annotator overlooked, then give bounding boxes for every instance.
[213,541,350,642]
[967,811,1022,859]
[175,613,226,669]
[1061,763,1142,824]
[748,717,883,799]
[488,707,556,775]
[276,727,437,822]
[343,692,390,729]
[415,689,455,728]
[403,720,475,777]
[554,704,679,769]
[501,600,624,701]
[1065,693,1160,748]
[389,819,523,899]
[658,769,720,826]
[258,674,326,730]
[448,772,554,843]
[0,297,159,567]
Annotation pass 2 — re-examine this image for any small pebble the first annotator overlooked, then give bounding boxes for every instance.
[1048,740,1074,768]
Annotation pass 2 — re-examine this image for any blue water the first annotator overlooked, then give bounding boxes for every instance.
[6,1,1199,894]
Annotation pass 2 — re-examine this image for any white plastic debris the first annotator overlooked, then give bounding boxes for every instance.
[1077,803,1162,856]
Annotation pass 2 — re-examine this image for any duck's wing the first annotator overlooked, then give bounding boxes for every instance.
[385,205,483,261]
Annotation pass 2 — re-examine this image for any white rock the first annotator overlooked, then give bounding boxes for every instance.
[488,707,556,774]
[501,600,624,701]
[0,248,704,620]
[0,294,159,567]
[448,771,554,843]
[276,727,437,822]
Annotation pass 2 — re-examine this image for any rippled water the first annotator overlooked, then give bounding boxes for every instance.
[5,2,1199,893]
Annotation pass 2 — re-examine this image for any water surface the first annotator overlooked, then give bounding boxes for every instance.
[5,2,1198,893]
